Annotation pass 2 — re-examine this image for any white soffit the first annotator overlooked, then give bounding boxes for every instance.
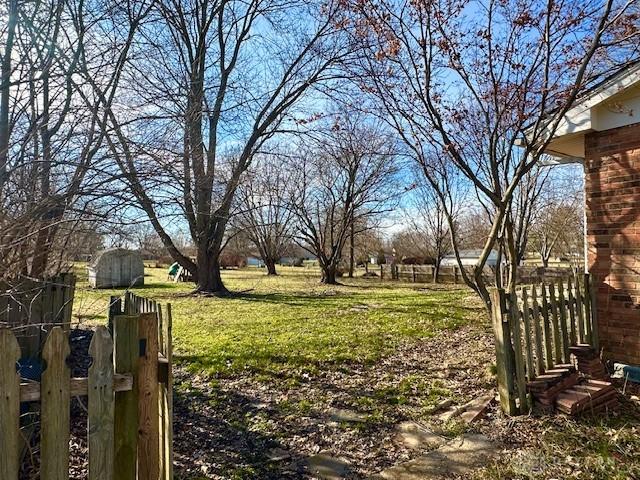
[559,62,640,135]
[542,63,640,162]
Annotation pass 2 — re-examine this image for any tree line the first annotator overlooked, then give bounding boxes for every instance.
[1,0,637,310]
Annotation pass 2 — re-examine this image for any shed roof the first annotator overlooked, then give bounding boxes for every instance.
[90,248,141,268]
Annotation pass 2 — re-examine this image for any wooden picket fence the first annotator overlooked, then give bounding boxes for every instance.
[376,264,462,283]
[491,273,599,415]
[111,291,174,480]
[0,273,76,358]
[0,295,173,479]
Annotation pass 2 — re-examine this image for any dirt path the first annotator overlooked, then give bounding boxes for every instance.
[172,324,496,479]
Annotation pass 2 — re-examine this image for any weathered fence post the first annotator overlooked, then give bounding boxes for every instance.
[548,284,562,363]
[540,284,554,369]
[530,287,545,376]
[0,329,21,480]
[114,316,139,480]
[557,282,570,363]
[160,305,175,480]
[583,274,593,344]
[138,313,160,480]
[41,327,71,480]
[123,292,175,480]
[587,273,599,351]
[490,288,517,415]
[508,291,528,412]
[108,296,122,334]
[88,326,115,480]
[566,277,578,346]
[574,273,585,343]
[520,287,535,380]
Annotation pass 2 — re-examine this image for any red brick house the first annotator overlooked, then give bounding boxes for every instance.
[541,62,640,367]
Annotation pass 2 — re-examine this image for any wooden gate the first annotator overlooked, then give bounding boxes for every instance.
[110,291,174,480]
[0,307,173,479]
[491,273,599,415]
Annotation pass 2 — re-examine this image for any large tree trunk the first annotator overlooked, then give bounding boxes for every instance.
[433,260,441,284]
[195,246,228,295]
[348,221,355,278]
[265,257,278,275]
[321,264,338,284]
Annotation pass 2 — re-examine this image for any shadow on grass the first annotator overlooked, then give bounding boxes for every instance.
[232,291,351,307]
[173,381,288,479]
[173,364,396,480]
[232,289,472,307]
[172,373,373,480]
[127,283,182,290]
[174,352,365,378]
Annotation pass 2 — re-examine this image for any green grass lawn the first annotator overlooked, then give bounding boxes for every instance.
[72,265,482,377]
[70,264,640,479]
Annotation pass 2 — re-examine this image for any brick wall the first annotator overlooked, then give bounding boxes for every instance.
[585,123,640,366]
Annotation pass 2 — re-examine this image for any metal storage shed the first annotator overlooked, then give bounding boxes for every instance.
[87,248,144,288]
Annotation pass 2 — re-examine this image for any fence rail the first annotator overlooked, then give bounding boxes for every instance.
[375,264,465,283]
[0,273,76,358]
[491,273,599,415]
[376,264,579,286]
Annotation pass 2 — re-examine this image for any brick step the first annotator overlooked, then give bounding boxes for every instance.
[566,345,608,379]
[569,344,598,360]
[527,365,576,390]
[556,391,618,415]
[577,360,608,379]
[555,379,618,415]
[527,364,580,406]
[529,373,580,406]
[556,384,615,405]
[571,384,602,394]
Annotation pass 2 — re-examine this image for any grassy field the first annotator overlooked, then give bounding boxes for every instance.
[72,265,481,377]
[70,264,640,480]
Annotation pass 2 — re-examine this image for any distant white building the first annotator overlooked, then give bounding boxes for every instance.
[440,249,500,268]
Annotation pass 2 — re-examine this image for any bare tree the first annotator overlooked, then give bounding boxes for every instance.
[354,228,384,273]
[509,164,552,268]
[348,0,638,308]
[456,208,492,250]
[0,0,17,196]
[291,114,399,284]
[0,0,150,279]
[235,153,297,275]
[403,166,467,281]
[90,0,354,294]
[530,167,585,267]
